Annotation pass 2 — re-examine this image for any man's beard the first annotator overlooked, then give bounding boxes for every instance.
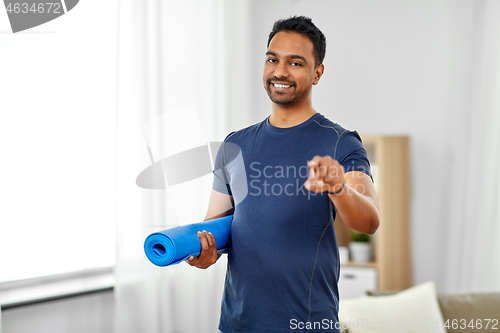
[264,78,310,107]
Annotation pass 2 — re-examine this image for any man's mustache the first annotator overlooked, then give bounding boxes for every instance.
[267,77,295,86]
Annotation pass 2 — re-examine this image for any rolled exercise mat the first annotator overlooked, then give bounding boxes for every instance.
[144,215,233,266]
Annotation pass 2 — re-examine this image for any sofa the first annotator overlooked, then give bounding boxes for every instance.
[338,281,500,332]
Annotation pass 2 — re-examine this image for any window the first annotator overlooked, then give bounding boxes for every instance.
[0,1,116,283]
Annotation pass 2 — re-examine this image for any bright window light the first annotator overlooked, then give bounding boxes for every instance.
[0,0,116,283]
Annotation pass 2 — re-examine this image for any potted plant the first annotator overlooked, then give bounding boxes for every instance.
[349,230,371,263]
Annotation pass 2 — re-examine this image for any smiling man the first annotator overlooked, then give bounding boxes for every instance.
[187,16,380,333]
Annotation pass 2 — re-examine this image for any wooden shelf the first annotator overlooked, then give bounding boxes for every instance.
[340,261,378,269]
[335,135,412,290]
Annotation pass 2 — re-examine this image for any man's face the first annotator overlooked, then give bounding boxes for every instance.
[263,31,321,107]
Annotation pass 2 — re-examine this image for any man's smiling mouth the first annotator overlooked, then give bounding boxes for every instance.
[273,83,291,88]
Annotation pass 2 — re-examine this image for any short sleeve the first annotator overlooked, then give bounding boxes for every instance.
[212,132,235,195]
[335,130,373,181]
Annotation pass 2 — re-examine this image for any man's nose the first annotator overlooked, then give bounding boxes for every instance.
[274,61,289,79]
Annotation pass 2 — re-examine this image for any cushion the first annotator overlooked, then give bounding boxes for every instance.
[338,281,447,333]
[366,289,500,331]
[438,292,500,332]
[366,290,400,296]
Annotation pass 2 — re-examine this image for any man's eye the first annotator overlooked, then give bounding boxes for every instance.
[291,62,302,66]
[267,58,277,63]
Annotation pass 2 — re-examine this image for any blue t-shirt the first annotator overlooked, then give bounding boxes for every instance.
[212,113,371,333]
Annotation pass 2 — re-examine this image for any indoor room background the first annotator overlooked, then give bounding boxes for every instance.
[1,0,499,332]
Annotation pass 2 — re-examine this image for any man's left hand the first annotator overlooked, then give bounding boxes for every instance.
[304,155,345,194]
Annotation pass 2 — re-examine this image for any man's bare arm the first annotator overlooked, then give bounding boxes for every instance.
[186,189,234,269]
[304,156,379,234]
[329,171,379,234]
[204,189,235,221]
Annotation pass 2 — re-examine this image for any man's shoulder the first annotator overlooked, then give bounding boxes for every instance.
[314,114,347,136]
[312,113,350,136]
[223,119,266,143]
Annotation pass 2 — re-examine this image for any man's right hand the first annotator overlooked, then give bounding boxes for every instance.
[185,230,219,269]
[187,189,233,269]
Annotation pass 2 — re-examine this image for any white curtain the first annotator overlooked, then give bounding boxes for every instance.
[115,1,249,332]
[440,0,500,292]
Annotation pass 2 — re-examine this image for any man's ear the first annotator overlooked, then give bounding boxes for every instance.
[313,64,324,85]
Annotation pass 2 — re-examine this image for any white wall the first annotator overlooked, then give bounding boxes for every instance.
[239,0,463,290]
[1,291,114,333]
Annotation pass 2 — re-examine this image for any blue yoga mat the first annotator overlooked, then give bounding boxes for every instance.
[144,215,233,267]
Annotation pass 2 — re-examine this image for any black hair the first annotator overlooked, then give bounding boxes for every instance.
[267,16,326,67]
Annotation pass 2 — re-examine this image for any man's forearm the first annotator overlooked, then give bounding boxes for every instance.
[329,183,379,234]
